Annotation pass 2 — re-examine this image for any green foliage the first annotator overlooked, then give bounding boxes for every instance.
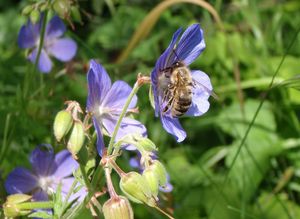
[1,0,300,218]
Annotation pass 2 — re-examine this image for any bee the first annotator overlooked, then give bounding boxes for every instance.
[158,52,217,118]
[160,61,193,117]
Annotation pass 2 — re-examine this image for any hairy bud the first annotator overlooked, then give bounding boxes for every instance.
[3,194,32,217]
[103,196,133,219]
[67,121,85,157]
[53,110,73,142]
[119,172,156,207]
[151,160,168,186]
[142,168,159,197]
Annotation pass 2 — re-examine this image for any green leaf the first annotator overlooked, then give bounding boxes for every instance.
[217,99,276,138]
[254,192,300,219]
[53,183,63,217]
[226,133,283,202]
[28,211,53,218]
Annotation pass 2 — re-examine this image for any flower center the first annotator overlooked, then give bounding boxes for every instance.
[99,106,109,116]
[38,177,54,194]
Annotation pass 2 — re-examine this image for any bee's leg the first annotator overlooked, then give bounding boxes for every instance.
[162,89,172,115]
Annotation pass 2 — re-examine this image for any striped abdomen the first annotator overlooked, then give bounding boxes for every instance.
[171,86,192,117]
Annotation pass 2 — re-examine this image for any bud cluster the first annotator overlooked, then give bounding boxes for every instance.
[53,101,88,160]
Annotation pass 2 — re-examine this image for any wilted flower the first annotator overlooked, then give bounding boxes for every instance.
[5,144,86,202]
[18,15,77,73]
[87,60,147,156]
[151,23,213,142]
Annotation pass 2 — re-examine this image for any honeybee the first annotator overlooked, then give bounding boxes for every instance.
[160,61,193,117]
[159,54,216,118]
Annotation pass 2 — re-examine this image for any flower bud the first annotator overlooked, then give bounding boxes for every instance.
[53,110,73,142]
[22,5,33,15]
[67,121,85,157]
[136,136,157,152]
[151,160,168,186]
[103,196,133,219]
[142,168,159,197]
[119,172,156,207]
[71,6,82,23]
[30,10,40,24]
[3,194,32,217]
[53,0,70,18]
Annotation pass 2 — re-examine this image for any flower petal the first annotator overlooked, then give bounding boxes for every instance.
[52,150,78,179]
[159,182,173,193]
[59,177,87,202]
[28,48,52,73]
[101,80,137,111]
[5,167,38,194]
[87,60,111,112]
[93,117,105,156]
[47,38,77,61]
[32,189,49,201]
[157,28,182,70]
[30,144,55,177]
[175,24,205,65]
[186,70,212,116]
[45,16,66,39]
[160,115,186,142]
[18,20,39,49]
[102,115,147,140]
[151,28,182,117]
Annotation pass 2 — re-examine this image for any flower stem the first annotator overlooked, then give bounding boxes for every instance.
[23,11,48,100]
[104,166,117,197]
[17,201,53,210]
[106,81,141,155]
[80,163,91,189]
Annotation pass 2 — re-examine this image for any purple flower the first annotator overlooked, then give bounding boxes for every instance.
[87,60,147,156]
[151,24,213,142]
[18,15,77,73]
[5,144,86,202]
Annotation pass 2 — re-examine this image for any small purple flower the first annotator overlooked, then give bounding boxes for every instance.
[5,144,86,202]
[18,15,77,73]
[87,60,147,156]
[151,24,213,142]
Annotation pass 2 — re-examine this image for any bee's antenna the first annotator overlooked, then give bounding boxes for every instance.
[172,48,180,61]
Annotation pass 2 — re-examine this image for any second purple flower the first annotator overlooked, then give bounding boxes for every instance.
[87,60,147,156]
[18,15,77,73]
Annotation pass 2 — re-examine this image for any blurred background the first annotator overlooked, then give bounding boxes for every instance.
[0,0,300,218]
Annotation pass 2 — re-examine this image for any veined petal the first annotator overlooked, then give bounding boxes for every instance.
[18,20,39,49]
[52,150,78,179]
[151,28,182,117]
[87,60,111,112]
[175,24,205,65]
[47,38,77,61]
[45,16,66,39]
[102,115,147,140]
[5,167,38,194]
[186,70,212,116]
[101,80,137,112]
[57,177,87,202]
[93,117,105,156]
[30,144,55,177]
[28,48,52,73]
[160,115,186,142]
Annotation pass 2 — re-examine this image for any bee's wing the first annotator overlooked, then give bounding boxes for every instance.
[192,79,219,100]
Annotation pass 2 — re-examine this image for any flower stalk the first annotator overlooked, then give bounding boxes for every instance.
[107,74,150,155]
[15,201,54,210]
